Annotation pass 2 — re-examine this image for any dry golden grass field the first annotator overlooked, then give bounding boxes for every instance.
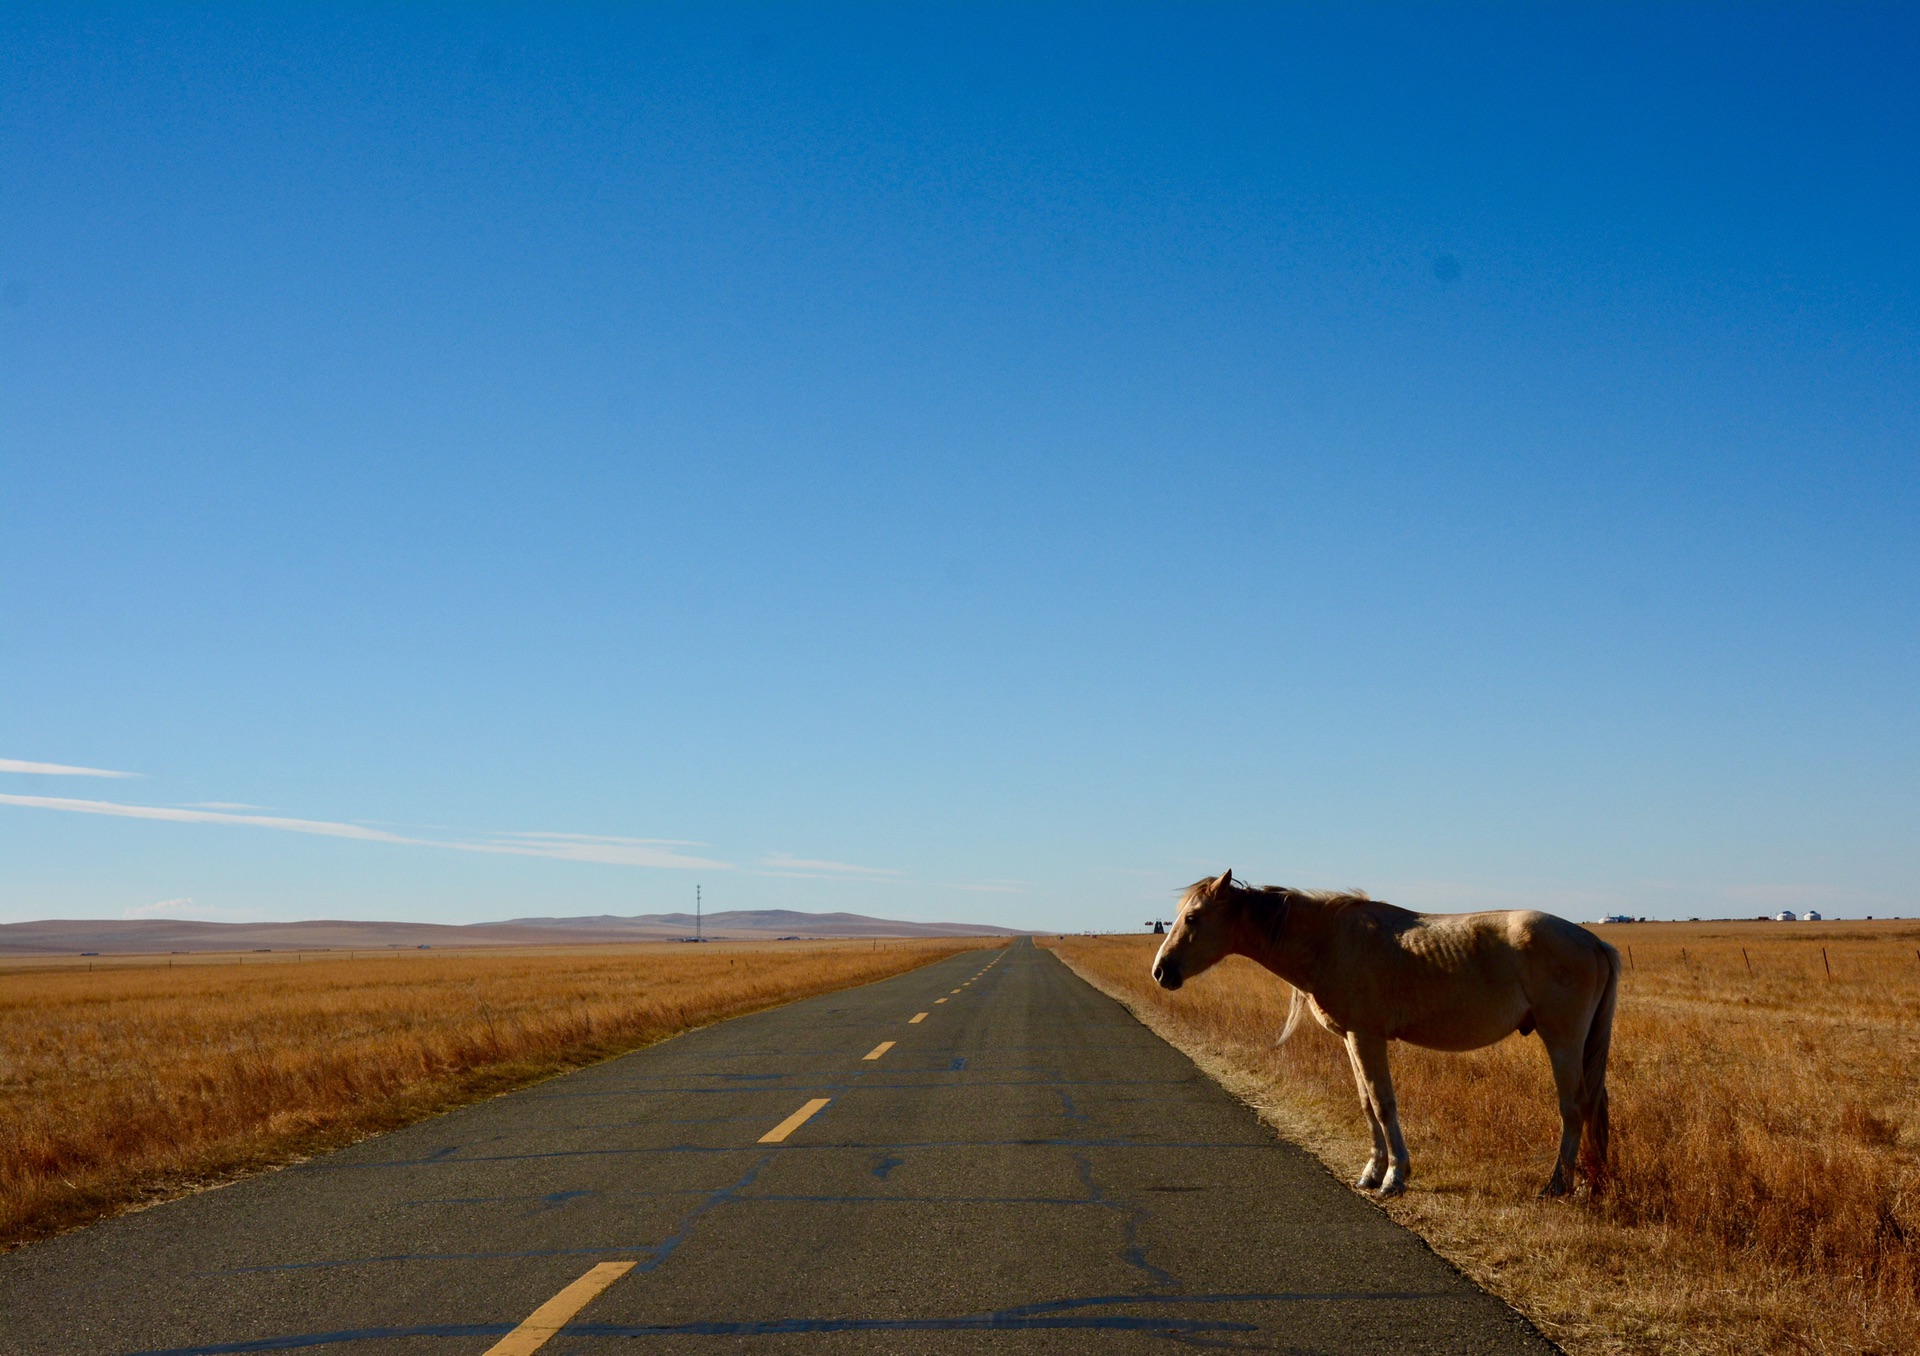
[0,937,995,1250]
[1046,920,1920,1356]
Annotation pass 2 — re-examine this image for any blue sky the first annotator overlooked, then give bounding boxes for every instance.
[3,4,1915,928]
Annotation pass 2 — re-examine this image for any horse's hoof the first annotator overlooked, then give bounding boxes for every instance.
[1355,1166,1383,1191]
[1377,1178,1408,1198]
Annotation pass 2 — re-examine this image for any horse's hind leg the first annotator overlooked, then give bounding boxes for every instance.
[1349,1033,1411,1196]
[1541,1040,1585,1198]
[1343,1034,1390,1191]
[1580,1082,1609,1185]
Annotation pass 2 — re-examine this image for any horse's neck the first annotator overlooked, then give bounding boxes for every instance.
[1238,891,1333,990]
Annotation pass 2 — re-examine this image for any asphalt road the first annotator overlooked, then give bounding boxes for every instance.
[0,939,1556,1355]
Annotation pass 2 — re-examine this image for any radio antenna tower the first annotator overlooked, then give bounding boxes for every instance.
[696,883,702,942]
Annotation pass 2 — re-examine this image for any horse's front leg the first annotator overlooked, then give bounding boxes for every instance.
[1341,1034,1388,1188]
[1349,1033,1411,1195]
[1343,1033,1396,1192]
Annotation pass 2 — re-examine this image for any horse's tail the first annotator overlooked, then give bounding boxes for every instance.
[1579,942,1620,1183]
[1276,984,1306,1046]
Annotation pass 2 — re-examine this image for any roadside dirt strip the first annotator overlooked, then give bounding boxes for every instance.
[0,939,1555,1355]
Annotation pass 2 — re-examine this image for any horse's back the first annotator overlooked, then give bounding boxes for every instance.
[1329,904,1613,1049]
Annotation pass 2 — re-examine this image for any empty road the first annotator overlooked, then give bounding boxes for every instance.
[0,939,1555,1354]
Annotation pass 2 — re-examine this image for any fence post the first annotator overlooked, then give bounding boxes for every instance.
[1822,948,1831,979]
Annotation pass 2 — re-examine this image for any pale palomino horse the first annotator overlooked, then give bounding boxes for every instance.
[1152,872,1619,1197]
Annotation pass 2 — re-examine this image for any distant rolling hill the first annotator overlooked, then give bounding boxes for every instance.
[0,909,1019,955]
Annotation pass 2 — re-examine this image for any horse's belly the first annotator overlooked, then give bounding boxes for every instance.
[1394,1008,1525,1052]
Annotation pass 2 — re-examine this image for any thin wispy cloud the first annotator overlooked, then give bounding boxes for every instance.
[753,853,905,881]
[497,831,709,848]
[180,801,267,811]
[0,758,141,778]
[0,793,727,871]
[0,793,417,841]
[749,855,1026,895]
[131,897,198,916]
[494,832,724,870]
[121,897,255,921]
[938,879,1029,895]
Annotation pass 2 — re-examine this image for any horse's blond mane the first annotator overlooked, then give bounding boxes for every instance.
[1254,884,1371,906]
[1177,876,1370,909]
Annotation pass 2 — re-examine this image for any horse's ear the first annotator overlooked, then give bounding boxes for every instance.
[1215,869,1234,892]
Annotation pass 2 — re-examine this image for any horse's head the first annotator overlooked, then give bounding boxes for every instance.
[1153,869,1241,990]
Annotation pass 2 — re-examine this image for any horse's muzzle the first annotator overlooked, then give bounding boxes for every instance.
[1153,960,1183,991]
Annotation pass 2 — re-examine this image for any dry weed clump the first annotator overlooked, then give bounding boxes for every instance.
[1045,923,1920,1356]
[0,938,991,1249]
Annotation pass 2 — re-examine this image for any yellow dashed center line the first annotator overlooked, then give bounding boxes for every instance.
[759,1097,832,1144]
[951,988,962,994]
[863,1040,895,1061]
[909,1012,928,1023]
[483,1261,635,1356]
[934,998,947,1004]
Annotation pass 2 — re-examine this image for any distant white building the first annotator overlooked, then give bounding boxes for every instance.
[1803,909,1822,921]
[1774,910,1796,921]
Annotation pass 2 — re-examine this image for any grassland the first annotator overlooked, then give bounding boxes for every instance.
[0,937,994,1250]
[1046,920,1920,1356]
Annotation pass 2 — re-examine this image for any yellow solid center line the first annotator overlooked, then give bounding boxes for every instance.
[863,1040,895,1061]
[483,1261,635,1356]
[759,1097,832,1143]
[909,1012,928,1023]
